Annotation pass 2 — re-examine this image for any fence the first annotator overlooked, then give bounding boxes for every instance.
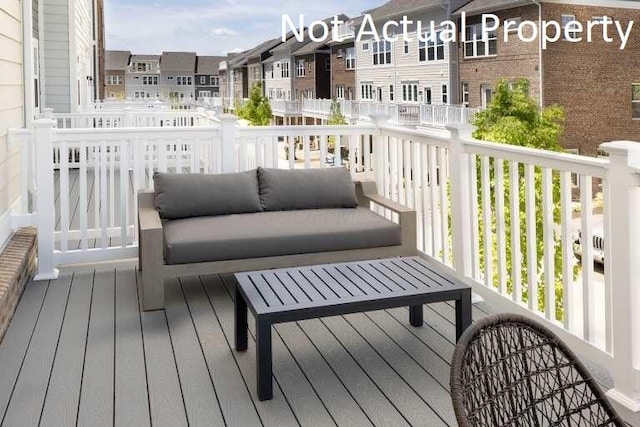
[8,112,640,412]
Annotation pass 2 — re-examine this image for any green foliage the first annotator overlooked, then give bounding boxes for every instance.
[472,79,570,320]
[236,83,272,126]
[327,99,347,151]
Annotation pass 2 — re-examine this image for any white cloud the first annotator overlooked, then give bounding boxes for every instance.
[210,28,239,37]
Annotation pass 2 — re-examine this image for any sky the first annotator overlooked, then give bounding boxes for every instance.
[105,0,381,56]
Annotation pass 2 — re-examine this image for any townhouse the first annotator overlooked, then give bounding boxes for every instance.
[125,54,161,100]
[159,52,197,101]
[105,50,130,99]
[195,56,224,99]
[355,0,452,105]
[246,38,284,95]
[454,0,640,156]
[263,36,300,101]
[330,18,359,100]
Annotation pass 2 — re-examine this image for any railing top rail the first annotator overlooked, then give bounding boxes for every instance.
[50,125,221,141]
[236,124,376,138]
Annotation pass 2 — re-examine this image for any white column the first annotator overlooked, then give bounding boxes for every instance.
[601,141,640,412]
[447,124,474,277]
[219,114,238,173]
[33,119,59,280]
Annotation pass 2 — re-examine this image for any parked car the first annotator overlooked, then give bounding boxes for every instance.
[573,220,605,265]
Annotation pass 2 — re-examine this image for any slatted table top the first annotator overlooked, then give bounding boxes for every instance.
[235,257,472,318]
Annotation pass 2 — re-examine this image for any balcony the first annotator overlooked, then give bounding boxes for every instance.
[3,108,640,425]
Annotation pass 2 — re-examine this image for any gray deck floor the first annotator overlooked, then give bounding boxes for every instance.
[0,263,502,427]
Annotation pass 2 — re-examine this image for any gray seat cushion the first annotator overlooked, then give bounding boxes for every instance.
[154,170,262,220]
[163,208,401,265]
[258,167,358,211]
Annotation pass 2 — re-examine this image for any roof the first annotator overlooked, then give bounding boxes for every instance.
[271,14,349,57]
[293,40,329,56]
[160,52,197,72]
[131,54,160,61]
[105,50,130,70]
[453,0,533,15]
[195,56,224,74]
[363,0,442,21]
[245,38,283,60]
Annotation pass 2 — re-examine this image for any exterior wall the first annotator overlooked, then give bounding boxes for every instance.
[542,3,640,156]
[458,5,540,108]
[331,42,356,100]
[294,53,331,100]
[0,0,25,247]
[105,70,125,99]
[125,58,160,99]
[74,0,96,109]
[264,50,294,100]
[195,74,220,99]
[219,68,228,99]
[95,0,105,100]
[42,0,71,113]
[355,9,450,104]
[232,67,248,99]
[160,71,194,101]
[247,60,262,93]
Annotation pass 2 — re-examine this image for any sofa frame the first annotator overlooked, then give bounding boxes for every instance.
[138,180,417,311]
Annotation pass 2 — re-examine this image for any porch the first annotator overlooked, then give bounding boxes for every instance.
[4,107,640,425]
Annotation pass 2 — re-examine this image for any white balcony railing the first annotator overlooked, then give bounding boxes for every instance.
[8,112,640,413]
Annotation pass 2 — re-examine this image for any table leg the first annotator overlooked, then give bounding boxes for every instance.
[235,285,248,352]
[409,304,423,327]
[456,290,472,341]
[256,319,273,401]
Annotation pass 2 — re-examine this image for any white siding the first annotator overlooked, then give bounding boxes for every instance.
[355,9,451,104]
[74,0,95,109]
[263,51,293,100]
[0,1,25,247]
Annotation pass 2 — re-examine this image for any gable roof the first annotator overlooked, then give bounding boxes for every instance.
[453,0,533,15]
[160,51,197,72]
[131,54,160,61]
[364,0,443,20]
[195,56,224,74]
[271,14,349,57]
[105,50,131,70]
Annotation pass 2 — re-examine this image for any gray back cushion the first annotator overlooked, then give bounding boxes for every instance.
[258,167,358,211]
[153,171,262,219]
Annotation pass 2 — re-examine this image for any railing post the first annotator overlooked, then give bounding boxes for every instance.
[600,141,640,412]
[369,113,390,191]
[219,114,238,173]
[33,118,59,280]
[447,124,474,277]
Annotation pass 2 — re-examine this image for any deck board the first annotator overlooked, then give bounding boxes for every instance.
[1,264,635,427]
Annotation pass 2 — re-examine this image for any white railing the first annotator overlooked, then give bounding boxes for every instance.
[270,100,303,115]
[10,113,640,412]
[419,105,480,127]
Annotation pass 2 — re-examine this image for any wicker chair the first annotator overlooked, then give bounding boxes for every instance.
[450,313,625,427]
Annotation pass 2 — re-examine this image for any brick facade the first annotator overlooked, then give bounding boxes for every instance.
[542,3,640,156]
[330,42,356,100]
[294,53,331,100]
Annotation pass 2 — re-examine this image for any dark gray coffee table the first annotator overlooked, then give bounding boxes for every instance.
[234,256,472,401]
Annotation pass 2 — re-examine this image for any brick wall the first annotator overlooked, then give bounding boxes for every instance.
[543,3,640,156]
[0,228,37,343]
[330,42,356,100]
[294,54,316,99]
[458,5,541,108]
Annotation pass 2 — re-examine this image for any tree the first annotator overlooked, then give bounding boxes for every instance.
[327,99,347,156]
[472,79,569,319]
[236,83,272,126]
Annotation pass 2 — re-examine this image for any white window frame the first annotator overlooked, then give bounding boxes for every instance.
[372,40,392,66]
[281,61,290,78]
[419,30,445,62]
[143,75,158,86]
[199,90,212,98]
[389,84,394,101]
[336,85,345,99]
[633,84,640,119]
[345,47,356,70]
[505,17,522,33]
[461,82,470,106]
[464,24,497,58]
[361,83,373,100]
[442,84,448,104]
[402,83,419,102]
[562,14,578,39]
[424,86,432,105]
[176,76,192,86]
[200,76,206,84]
[211,76,219,86]
[481,84,493,108]
[296,60,305,77]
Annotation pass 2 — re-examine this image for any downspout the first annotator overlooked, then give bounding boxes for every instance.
[22,0,34,126]
[532,0,544,107]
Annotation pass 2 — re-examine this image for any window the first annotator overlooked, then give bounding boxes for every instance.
[345,47,356,70]
[424,87,432,105]
[404,41,409,54]
[562,14,578,39]
[133,62,150,72]
[362,42,369,51]
[372,40,392,65]
[325,58,331,72]
[461,82,470,106]
[402,83,418,102]
[419,30,445,61]
[211,76,219,86]
[134,90,147,98]
[361,83,373,100]
[200,76,206,84]
[107,75,123,85]
[336,85,345,99]
[389,84,394,101]
[505,17,522,33]
[442,85,448,104]
[337,48,344,58]
[281,61,290,78]
[199,90,211,98]
[176,76,192,86]
[464,24,497,58]
[296,60,305,77]
[633,84,640,119]
[143,76,158,86]
[481,84,493,108]
[265,63,274,79]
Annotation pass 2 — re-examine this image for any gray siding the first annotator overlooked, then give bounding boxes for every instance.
[42,0,71,113]
[33,0,39,39]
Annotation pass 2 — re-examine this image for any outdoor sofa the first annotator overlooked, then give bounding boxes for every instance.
[138,167,417,311]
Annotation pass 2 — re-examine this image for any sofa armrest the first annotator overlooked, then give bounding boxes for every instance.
[355,180,417,256]
[137,191,165,311]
